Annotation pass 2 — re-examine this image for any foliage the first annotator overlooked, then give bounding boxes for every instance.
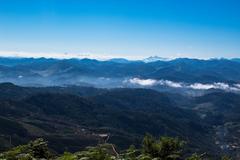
[57,152,77,160]
[0,135,224,160]
[0,138,52,160]
[221,156,232,160]
[185,153,203,160]
[142,134,185,160]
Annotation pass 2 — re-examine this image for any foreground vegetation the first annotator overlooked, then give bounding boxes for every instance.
[0,135,231,160]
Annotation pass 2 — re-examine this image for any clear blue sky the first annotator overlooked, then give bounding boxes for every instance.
[0,0,240,59]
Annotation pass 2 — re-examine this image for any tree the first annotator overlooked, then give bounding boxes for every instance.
[122,145,138,160]
[142,134,185,160]
[221,156,232,160]
[186,153,203,160]
[75,145,113,160]
[0,138,52,160]
[29,138,51,159]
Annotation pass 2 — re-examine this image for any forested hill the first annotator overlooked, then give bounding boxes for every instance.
[1,83,240,157]
[2,83,240,158]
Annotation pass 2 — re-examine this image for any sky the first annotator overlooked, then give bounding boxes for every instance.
[0,0,240,59]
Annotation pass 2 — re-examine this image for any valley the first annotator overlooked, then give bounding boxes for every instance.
[0,58,240,159]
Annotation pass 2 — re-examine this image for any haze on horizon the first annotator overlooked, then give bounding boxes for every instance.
[0,0,240,59]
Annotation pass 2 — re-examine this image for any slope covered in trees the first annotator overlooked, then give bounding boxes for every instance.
[0,135,232,160]
[1,83,240,158]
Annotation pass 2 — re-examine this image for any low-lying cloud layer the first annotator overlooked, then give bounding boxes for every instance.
[129,78,157,86]
[127,78,240,92]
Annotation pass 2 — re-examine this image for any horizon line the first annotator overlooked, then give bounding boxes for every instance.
[0,50,239,61]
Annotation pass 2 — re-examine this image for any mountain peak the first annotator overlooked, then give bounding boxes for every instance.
[143,56,170,63]
[108,58,130,63]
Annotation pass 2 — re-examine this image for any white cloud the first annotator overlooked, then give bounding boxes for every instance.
[189,82,240,91]
[129,78,157,86]
[127,78,183,88]
[214,83,230,90]
[158,80,183,88]
[234,84,240,88]
[128,78,183,87]
[189,83,215,90]
[127,78,240,92]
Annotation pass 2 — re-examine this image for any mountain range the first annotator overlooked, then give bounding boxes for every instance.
[0,57,240,88]
[0,57,240,158]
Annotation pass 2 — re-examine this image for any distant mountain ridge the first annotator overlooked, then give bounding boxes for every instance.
[0,56,239,65]
[143,56,171,62]
[0,57,240,87]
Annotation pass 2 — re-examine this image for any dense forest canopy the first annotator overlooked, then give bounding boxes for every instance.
[0,135,232,160]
